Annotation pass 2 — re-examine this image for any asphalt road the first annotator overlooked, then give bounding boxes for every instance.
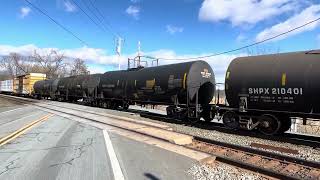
[0,106,49,138]
[0,103,196,180]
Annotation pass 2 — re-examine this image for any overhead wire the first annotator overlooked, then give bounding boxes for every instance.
[143,17,320,60]
[87,0,121,38]
[80,0,114,36]
[24,0,89,46]
[69,0,110,35]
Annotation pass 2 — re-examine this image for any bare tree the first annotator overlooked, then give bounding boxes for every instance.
[0,50,88,79]
[32,50,66,78]
[70,58,89,76]
[0,53,32,77]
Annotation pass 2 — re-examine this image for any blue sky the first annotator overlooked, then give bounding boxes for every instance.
[1,0,320,81]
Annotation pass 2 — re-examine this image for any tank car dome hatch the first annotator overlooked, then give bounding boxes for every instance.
[186,61,215,104]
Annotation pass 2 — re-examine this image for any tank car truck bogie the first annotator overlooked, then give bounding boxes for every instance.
[166,106,188,120]
[222,111,240,130]
[201,105,215,122]
[220,108,293,135]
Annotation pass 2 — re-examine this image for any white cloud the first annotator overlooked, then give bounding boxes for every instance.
[130,0,140,3]
[256,5,320,42]
[63,1,77,12]
[126,6,140,19]
[236,34,246,43]
[20,7,31,18]
[199,0,297,26]
[87,64,109,74]
[0,44,40,56]
[166,25,184,35]
[0,44,245,84]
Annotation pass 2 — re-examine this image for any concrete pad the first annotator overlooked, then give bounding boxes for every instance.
[110,128,214,163]
[137,127,193,145]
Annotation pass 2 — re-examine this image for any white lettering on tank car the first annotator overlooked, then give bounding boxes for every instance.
[249,88,303,95]
[249,88,270,95]
[201,69,211,78]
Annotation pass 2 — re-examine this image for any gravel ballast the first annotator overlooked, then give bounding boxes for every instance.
[187,163,267,180]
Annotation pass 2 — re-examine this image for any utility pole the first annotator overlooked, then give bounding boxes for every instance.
[137,41,141,67]
[116,37,123,70]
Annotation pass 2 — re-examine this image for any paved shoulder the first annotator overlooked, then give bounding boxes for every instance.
[109,132,195,180]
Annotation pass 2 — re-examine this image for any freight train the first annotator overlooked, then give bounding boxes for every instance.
[33,61,215,122]
[2,50,319,135]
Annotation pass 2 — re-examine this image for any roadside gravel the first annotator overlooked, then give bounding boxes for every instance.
[187,163,267,180]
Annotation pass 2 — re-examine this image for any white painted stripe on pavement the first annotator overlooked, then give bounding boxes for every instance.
[103,130,125,180]
[0,107,26,115]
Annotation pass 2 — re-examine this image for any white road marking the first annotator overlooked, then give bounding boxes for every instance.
[103,130,125,180]
[0,107,26,115]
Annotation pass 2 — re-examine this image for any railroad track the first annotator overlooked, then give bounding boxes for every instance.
[1,94,320,179]
[188,137,320,180]
[138,110,320,148]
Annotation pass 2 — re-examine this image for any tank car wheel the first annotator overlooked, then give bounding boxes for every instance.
[201,107,213,122]
[187,109,200,124]
[202,114,213,122]
[166,106,174,117]
[222,111,240,129]
[188,117,200,124]
[278,116,291,133]
[123,102,129,110]
[258,114,281,135]
[176,109,187,120]
[111,102,118,110]
[101,102,107,108]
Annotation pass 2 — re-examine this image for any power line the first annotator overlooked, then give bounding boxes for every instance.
[70,0,109,34]
[86,0,120,37]
[80,0,104,27]
[143,17,320,61]
[24,0,88,46]
[88,0,121,37]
